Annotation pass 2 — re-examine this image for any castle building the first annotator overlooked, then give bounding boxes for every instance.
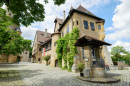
[32,5,113,73]
[31,30,51,63]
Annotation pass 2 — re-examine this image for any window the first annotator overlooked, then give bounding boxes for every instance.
[84,20,88,29]
[50,43,51,47]
[62,31,64,37]
[82,47,84,59]
[46,45,48,49]
[98,25,101,29]
[39,48,41,51]
[54,42,56,46]
[92,48,95,59]
[25,52,27,54]
[90,22,95,31]
[67,25,69,33]
[76,21,78,25]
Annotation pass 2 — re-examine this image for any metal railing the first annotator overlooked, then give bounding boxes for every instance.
[92,59,105,68]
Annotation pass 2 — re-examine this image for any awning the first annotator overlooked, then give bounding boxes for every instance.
[74,35,111,47]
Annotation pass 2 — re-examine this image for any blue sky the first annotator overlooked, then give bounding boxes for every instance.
[3,0,129,52]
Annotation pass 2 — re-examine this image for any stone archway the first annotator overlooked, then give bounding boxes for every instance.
[17,56,21,63]
[55,59,58,67]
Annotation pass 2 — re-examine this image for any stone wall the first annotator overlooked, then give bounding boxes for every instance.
[103,45,113,67]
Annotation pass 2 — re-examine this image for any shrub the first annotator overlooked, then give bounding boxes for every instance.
[43,55,51,65]
[78,63,85,73]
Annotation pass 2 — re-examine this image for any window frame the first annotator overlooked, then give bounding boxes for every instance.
[46,45,48,49]
[39,48,41,51]
[90,22,95,31]
[67,25,69,33]
[76,21,78,25]
[83,20,89,29]
[98,25,101,29]
[82,47,84,59]
[54,42,56,46]
[50,43,51,47]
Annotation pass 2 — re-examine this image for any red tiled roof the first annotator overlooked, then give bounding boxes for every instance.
[41,38,52,47]
[36,30,51,44]
[51,31,61,37]
[77,5,95,16]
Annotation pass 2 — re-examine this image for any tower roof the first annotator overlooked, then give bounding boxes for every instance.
[36,30,51,44]
[76,5,95,16]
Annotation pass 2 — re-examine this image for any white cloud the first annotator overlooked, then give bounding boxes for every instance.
[20,0,111,41]
[105,27,115,31]
[106,0,130,41]
[21,26,38,40]
[108,41,130,52]
[36,0,111,31]
[106,28,130,41]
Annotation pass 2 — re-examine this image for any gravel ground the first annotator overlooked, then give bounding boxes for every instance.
[0,62,130,86]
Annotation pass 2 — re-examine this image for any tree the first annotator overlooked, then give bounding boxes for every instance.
[0,7,32,62]
[111,46,130,64]
[0,29,32,62]
[111,45,126,58]
[29,47,33,57]
[43,55,51,65]
[0,0,66,26]
[0,7,13,52]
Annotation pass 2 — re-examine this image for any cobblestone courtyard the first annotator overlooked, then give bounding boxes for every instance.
[0,62,130,86]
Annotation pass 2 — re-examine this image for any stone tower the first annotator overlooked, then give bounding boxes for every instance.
[5,6,22,35]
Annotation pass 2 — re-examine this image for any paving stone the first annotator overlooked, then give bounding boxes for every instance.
[0,62,130,86]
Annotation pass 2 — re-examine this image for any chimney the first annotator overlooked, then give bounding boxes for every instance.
[63,11,65,21]
[45,29,47,37]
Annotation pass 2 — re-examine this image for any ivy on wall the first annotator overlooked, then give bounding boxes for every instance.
[56,33,69,68]
[68,27,79,70]
[56,27,79,70]
[56,38,64,68]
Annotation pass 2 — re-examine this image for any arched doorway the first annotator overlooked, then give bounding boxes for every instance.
[17,56,21,63]
[55,59,58,67]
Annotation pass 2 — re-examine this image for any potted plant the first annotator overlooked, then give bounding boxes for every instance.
[78,63,85,77]
[43,55,50,65]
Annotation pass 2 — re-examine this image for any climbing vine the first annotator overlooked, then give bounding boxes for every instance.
[56,33,69,68]
[56,37,64,68]
[68,27,80,70]
[56,27,80,70]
